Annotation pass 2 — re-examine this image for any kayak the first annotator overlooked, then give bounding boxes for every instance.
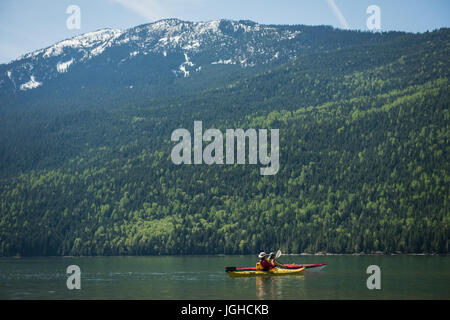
[227,267,305,278]
[227,263,327,272]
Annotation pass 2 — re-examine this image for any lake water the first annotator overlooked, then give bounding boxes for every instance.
[0,255,449,300]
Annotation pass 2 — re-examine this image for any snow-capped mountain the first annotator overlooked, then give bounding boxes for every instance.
[0,18,371,98]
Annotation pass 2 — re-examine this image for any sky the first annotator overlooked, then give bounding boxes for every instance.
[0,0,449,64]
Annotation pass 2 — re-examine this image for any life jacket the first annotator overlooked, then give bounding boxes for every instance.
[256,258,272,271]
[256,261,264,271]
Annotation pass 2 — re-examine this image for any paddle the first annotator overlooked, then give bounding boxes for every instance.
[225,266,236,272]
[274,250,286,268]
[275,250,282,259]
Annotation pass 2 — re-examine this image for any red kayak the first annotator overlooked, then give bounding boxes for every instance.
[226,263,327,272]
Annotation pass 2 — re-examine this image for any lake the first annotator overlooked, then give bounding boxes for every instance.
[0,255,449,300]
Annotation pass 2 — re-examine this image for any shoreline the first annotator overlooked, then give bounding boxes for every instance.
[1,252,448,258]
[289,252,445,256]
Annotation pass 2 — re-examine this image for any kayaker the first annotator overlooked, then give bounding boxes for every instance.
[268,252,285,268]
[256,252,273,271]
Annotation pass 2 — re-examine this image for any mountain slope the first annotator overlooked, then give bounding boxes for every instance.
[0,24,448,256]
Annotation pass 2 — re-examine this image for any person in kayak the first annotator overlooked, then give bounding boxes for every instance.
[256,252,273,271]
[268,252,285,268]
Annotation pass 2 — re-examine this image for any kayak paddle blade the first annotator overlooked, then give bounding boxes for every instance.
[276,250,282,259]
[225,266,236,272]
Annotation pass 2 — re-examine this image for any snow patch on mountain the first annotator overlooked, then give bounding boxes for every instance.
[286,31,301,40]
[178,53,195,77]
[183,40,200,51]
[194,20,220,34]
[212,59,236,65]
[20,76,42,90]
[57,59,74,73]
[23,29,122,60]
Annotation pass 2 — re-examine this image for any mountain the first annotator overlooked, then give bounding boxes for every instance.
[0,19,400,107]
[0,20,448,256]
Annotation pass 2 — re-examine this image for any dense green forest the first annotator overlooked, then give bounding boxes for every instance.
[0,28,449,255]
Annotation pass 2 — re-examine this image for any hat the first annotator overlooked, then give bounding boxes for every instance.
[258,252,267,259]
[269,252,275,258]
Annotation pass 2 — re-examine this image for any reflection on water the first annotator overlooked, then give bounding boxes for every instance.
[256,277,275,300]
[256,276,305,300]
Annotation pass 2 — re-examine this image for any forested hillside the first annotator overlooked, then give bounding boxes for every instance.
[0,27,448,256]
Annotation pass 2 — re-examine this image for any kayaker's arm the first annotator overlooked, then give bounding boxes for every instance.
[274,260,285,268]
